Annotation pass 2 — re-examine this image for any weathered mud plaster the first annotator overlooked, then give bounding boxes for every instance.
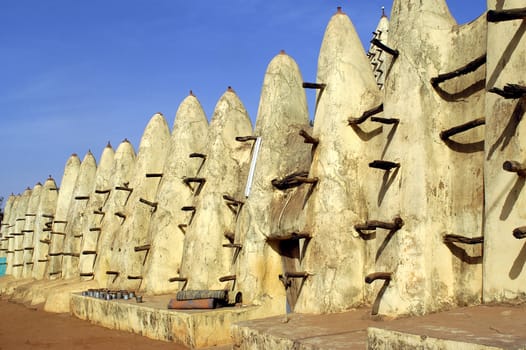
[484,0,526,302]
[0,195,20,289]
[109,113,170,291]
[16,152,97,304]
[31,177,58,279]
[368,1,485,316]
[369,10,390,89]
[234,52,311,315]
[20,183,42,279]
[61,151,97,279]
[92,139,136,287]
[9,188,31,277]
[6,184,45,289]
[4,195,21,277]
[179,88,253,291]
[71,294,262,348]
[293,8,383,314]
[77,143,115,279]
[38,145,115,313]
[142,94,209,294]
[0,194,16,258]
[37,143,132,311]
[46,154,81,279]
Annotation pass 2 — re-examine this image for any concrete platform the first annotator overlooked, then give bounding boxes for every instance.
[368,304,526,350]
[70,293,262,349]
[232,303,526,350]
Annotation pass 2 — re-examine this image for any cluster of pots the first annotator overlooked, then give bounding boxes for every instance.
[81,288,141,302]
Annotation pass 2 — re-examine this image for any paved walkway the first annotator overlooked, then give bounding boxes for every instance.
[234,303,526,349]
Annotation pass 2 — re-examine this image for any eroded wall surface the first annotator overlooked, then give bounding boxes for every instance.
[92,139,136,286]
[31,177,58,279]
[20,183,43,278]
[142,94,209,295]
[4,195,20,276]
[0,195,16,259]
[77,144,115,279]
[9,189,31,277]
[3,1,526,325]
[294,9,382,314]
[108,113,170,291]
[235,51,311,314]
[46,154,81,279]
[368,0,485,316]
[484,0,526,302]
[61,151,97,279]
[179,88,253,291]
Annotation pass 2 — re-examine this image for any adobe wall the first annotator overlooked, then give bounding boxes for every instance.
[4,1,526,328]
[20,182,42,278]
[294,9,382,313]
[367,0,486,316]
[77,144,115,279]
[46,154,80,278]
[141,94,209,295]
[0,195,16,258]
[31,177,58,279]
[108,113,170,291]
[179,88,253,291]
[92,139,136,286]
[9,188,31,276]
[234,51,311,314]
[61,151,97,279]
[3,195,20,277]
[483,0,526,302]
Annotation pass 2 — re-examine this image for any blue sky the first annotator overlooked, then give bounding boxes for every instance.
[0,1,485,204]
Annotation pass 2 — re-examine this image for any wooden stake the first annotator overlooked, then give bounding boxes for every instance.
[487,8,526,22]
[443,234,483,245]
[348,104,384,125]
[440,118,485,141]
[365,272,392,284]
[431,55,486,87]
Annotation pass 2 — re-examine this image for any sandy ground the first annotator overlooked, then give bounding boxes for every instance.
[0,299,189,350]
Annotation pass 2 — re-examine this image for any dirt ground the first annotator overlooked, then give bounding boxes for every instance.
[0,299,189,350]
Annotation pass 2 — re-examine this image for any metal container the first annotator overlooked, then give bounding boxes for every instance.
[135,295,143,303]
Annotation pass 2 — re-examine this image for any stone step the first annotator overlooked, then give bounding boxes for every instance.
[232,304,526,350]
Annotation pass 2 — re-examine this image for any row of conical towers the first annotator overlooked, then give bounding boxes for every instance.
[1,1,526,320]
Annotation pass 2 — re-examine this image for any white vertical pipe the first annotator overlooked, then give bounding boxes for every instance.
[244,137,262,198]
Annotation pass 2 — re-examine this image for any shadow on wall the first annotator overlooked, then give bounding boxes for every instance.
[487,98,526,160]
[509,241,526,279]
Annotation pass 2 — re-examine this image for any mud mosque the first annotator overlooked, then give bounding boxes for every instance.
[1,1,526,349]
